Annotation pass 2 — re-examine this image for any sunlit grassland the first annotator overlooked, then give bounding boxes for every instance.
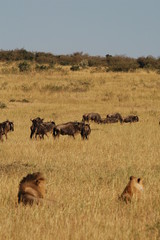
[0,65,160,239]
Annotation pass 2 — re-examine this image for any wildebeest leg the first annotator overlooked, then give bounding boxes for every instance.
[35,133,38,140]
[44,133,48,138]
[39,134,44,139]
[30,130,35,139]
[82,134,88,140]
[0,134,3,142]
[4,130,7,140]
[72,134,75,139]
[30,125,35,139]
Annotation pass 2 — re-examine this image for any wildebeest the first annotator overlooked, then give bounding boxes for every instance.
[0,120,14,141]
[106,113,123,123]
[123,115,139,123]
[35,121,56,139]
[100,117,119,124]
[30,117,55,139]
[30,117,44,139]
[18,172,46,205]
[81,123,91,139]
[0,127,3,142]
[82,113,102,124]
[53,121,84,139]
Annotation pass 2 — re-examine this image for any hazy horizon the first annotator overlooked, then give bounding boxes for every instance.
[0,0,160,58]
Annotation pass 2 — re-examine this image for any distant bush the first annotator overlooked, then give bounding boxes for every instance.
[35,62,55,72]
[35,52,55,64]
[0,49,160,72]
[35,64,49,71]
[70,65,80,71]
[88,59,97,67]
[0,49,34,61]
[60,61,70,66]
[0,102,7,108]
[18,61,31,72]
[79,59,88,68]
[137,56,160,70]
[9,98,29,103]
[106,55,138,72]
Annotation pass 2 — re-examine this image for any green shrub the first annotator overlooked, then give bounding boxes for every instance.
[137,56,160,70]
[1,49,160,72]
[79,59,88,68]
[35,64,48,71]
[0,102,7,108]
[106,56,138,72]
[18,61,31,72]
[70,65,80,71]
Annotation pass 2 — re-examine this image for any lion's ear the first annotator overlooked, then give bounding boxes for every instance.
[137,178,141,183]
[35,179,40,185]
[130,176,134,180]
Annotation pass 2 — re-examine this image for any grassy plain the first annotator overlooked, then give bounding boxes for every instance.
[0,64,160,239]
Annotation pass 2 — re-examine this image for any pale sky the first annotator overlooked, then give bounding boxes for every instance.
[0,0,159,58]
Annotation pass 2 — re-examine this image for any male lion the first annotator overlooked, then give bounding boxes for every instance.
[18,172,46,205]
[119,176,144,203]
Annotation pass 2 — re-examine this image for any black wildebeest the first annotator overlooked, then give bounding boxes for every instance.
[81,123,91,139]
[100,118,119,124]
[53,121,84,139]
[35,121,56,139]
[82,113,102,124]
[0,120,14,142]
[123,115,139,123]
[30,117,55,139]
[30,117,44,139]
[106,113,123,123]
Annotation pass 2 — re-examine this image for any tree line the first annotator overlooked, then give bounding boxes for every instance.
[0,49,160,72]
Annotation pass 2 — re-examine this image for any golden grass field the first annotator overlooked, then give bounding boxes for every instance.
[1,63,160,239]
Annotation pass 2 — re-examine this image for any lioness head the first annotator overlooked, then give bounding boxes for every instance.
[120,176,144,203]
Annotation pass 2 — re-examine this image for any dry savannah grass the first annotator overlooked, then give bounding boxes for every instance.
[1,63,160,240]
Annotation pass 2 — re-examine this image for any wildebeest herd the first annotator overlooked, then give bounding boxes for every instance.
[0,112,139,142]
[29,112,139,141]
[1,112,142,206]
[30,117,91,140]
[82,112,139,124]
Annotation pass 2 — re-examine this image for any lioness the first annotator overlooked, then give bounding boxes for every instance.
[18,172,46,205]
[120,176,144,203]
